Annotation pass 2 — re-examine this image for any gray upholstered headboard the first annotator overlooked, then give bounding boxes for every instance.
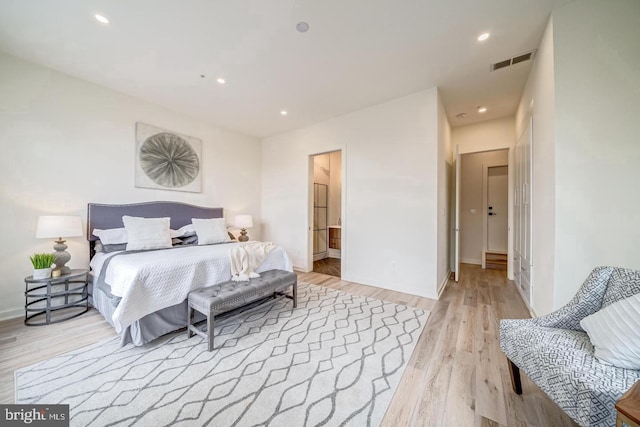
[87,201,224,259]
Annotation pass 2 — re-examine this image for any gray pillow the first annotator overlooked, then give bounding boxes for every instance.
[102,243,128,253]
[177,235,199,245]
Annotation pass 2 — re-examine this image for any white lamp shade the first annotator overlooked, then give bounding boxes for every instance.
[234,215,253,229]
[36,215,83,239]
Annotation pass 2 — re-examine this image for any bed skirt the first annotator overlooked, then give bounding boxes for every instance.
[89,279,205,346]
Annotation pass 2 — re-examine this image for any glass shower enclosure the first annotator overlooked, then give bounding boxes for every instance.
[313,183,328,258]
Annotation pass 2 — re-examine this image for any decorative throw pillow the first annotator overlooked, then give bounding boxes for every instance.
[580,293,640,369]
[601,267,640,308]
[192,218,229,245]
[179,235,199,245]
[93,227,128,244]
[170,224,196,238]
[122,216,172,251]
[102,243,128,253]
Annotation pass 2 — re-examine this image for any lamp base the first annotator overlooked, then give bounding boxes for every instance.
[238,229,249,242]
[53,238,72,275]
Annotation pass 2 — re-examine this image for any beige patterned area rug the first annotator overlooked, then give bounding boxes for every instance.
[15,283,428,427]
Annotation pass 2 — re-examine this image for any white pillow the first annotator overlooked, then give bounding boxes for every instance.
[122,216,172,251]
[580,293,640,369]
[93,227,128,244]
[191,218,229,245]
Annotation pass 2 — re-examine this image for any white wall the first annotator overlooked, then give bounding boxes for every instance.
[452,117,515,154]
[0,52,262,320]
[436,89,452,293]
[515,16,556,316]
[516,0,640,315]
[262,89,441,299]
[551,0,640,306]
[460,150,509,264]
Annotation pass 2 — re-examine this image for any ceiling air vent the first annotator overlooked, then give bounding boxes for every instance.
[490,50,536,71]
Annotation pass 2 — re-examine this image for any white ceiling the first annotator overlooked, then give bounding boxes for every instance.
[0,0,568,138]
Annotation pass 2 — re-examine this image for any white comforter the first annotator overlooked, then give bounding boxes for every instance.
[90,242,293,333]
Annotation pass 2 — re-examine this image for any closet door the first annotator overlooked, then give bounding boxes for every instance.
[514,118,533,306]
[513,142,522,287]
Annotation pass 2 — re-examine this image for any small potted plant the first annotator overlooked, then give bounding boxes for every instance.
[30,253,56,280]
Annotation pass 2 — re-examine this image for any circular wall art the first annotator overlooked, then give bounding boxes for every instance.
[135,123,202,192]
[139,133,200,188]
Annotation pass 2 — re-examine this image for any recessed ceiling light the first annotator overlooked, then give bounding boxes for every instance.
[94,14,110,24]
[217,78,226,84]
[280,110,288,116]
[477,106,488,113]
[296,22,310,33]
[477,32,490,42]
[456,113,468,119]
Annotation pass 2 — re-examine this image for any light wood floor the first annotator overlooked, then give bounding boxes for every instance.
[0,264,576,426]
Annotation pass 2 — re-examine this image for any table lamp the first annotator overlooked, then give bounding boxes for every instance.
[36,215,83,275]
[234,215,253,242]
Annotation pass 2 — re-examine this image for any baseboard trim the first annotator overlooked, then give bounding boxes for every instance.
[312,253,327,262]
[0,307,23,322]
[293,264,311,273]
[437,269,452,299]
[460,258,482,265]
[341,273,438,300]
[512,283,535,317]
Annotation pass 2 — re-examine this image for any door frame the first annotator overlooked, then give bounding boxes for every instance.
[454,148,513,280]
[482,161,509,268]
[307,148,346,274]
[454,145,461,282]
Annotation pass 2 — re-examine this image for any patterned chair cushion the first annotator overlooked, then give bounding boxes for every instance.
[500,322,640,427]
[601,267,640,308]
[500,266,640,427]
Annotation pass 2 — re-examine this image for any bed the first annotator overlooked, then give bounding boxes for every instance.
[87,201,293,346]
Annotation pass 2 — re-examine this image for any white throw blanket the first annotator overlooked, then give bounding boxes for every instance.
[229,241,277,281]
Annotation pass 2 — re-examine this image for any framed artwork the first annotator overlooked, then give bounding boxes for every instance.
[135,122,202,193]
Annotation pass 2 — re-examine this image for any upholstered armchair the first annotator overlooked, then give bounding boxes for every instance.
[500,266,640,427]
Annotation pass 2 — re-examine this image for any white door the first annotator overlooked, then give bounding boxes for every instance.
[487,166,508,252]
[454,145,461,282]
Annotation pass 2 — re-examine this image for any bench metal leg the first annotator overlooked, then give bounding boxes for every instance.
[187,306,194,338]
[207,312,215,352]
[274,282,298,309]
[293,282,297,308]
[508,358,523,395]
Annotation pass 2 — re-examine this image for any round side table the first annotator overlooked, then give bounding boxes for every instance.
[24,268,89,326]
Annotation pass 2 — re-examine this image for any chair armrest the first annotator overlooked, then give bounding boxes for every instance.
[529,266,613,330]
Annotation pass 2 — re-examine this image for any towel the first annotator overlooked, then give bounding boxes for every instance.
[229,241,276,281]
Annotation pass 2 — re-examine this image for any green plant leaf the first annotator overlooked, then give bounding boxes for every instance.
[30,253,56,269]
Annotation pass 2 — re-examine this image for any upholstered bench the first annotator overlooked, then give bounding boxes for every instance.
[187,269,297,351]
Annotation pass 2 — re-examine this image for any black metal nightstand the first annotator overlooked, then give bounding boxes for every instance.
[24,269,89,326]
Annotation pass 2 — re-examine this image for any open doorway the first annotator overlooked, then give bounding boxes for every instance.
[458,148,509,273]
[310,151,342,278]
[484,164,508,270]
